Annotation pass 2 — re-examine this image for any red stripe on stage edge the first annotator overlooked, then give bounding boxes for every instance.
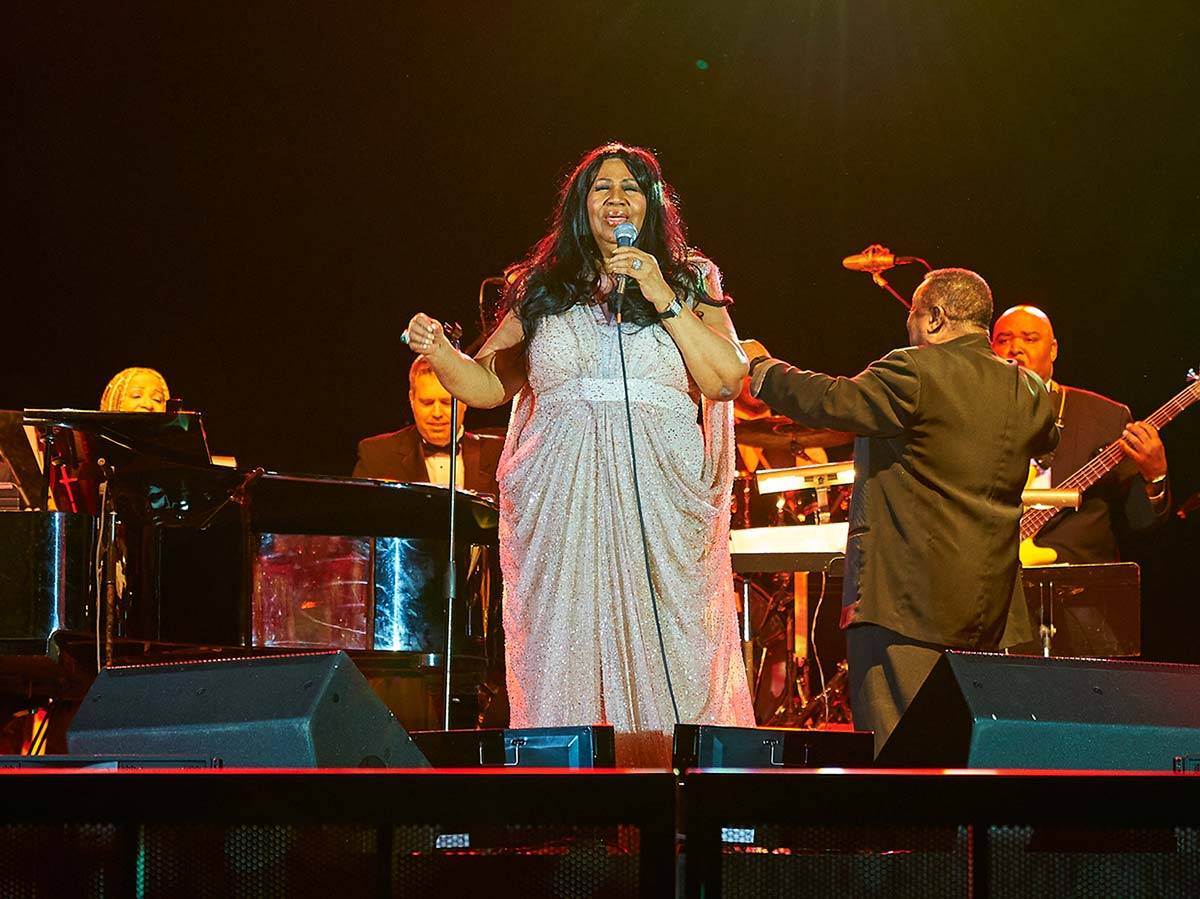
[103,650,344,670]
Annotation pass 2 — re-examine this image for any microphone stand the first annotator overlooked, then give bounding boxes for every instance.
[870,272,915,310]
[441,321,465,730]
[478,274,507,335]
[869,254,932,311]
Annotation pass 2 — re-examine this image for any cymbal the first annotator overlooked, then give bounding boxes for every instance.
[735,416,854,450]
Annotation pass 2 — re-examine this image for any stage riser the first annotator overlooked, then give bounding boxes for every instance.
[3,770,1199,899]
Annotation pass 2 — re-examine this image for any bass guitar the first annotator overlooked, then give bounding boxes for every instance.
[1019,369,1199,566]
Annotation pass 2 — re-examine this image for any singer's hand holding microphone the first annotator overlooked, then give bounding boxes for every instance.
[604,223,674,311]
[401,313,449,358]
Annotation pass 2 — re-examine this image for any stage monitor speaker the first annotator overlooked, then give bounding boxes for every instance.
[876,651,1200,771]
[673,724,874,771]
[410,725,616,768]
[67,650,430,768]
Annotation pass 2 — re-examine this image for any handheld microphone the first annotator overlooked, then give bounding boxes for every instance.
[614,221,639,297]
[842,244,919,275]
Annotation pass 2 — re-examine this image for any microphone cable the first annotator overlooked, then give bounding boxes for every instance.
[808,562,832,726]
[802,553,846,728]
[615,297,681,726]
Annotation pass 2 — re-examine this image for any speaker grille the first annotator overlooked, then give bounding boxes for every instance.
[0,822,646,897]
[0,824,123,896]
[390,824,642,896]
[717,824,969,898]
[987,825,1200,899]
[139,824,379,898]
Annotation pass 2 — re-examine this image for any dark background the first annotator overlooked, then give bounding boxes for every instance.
[4,2,1198,658]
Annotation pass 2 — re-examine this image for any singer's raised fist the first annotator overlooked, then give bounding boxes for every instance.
[404,313,448,358]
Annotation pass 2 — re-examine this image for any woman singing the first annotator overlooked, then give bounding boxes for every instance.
[405,143,754,765]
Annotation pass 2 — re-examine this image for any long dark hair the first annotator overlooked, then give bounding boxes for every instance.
[503,143,714,342]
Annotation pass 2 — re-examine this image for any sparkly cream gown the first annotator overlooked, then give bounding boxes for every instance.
[496,301,755,767]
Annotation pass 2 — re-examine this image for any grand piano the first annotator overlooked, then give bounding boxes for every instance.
[3,410,502,733]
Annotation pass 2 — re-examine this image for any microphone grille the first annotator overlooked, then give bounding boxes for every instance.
[614,222,638,246]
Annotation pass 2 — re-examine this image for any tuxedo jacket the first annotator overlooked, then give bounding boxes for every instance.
[352,425,502,498]
[758,333,1059,649]
[1034,385,1168,563]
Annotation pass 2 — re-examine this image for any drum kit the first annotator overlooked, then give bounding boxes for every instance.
[730,415,855,729]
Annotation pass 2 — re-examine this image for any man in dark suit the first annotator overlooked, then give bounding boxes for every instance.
[353,356,502,498]
[991,305,1170,564]
[741,269,1059,753]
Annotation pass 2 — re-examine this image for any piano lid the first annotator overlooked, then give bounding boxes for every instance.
[110,464,499,541]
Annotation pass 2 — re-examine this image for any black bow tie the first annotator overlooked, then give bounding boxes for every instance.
[421,440,455,457]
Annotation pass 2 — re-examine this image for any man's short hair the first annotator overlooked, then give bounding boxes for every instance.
[408,355,436,388]
[918,268,993,331]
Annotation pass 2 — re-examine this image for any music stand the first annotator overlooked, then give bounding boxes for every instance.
[756,462,854,526]
[22,410,212,468]
[1019,562,1141,658]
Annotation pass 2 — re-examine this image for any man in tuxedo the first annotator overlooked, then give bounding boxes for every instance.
[742,269,1059,753]
[353,356,502,497]
[991,305,1170,563]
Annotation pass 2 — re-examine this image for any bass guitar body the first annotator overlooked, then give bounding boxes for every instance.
[1019,537,1058,567]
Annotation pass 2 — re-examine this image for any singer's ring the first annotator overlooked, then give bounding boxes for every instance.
[631,258,643,271]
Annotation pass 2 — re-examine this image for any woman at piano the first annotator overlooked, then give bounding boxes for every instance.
[403,143,755,766]
[100,367,170,413]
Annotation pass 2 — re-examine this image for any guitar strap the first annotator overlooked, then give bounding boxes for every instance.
[1032,379,1067,472]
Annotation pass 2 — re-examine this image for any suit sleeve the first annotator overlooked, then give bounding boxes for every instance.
[757,349,920,438]
[1125,475,1171,531]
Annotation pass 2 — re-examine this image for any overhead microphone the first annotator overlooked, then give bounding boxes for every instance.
[842,243,933,311]
[842,243,920,275]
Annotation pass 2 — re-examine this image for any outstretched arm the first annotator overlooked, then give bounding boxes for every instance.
[740,340,920,437]
[405,311,528,409]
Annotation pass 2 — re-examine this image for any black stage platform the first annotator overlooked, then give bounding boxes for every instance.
[3,768,1200,898]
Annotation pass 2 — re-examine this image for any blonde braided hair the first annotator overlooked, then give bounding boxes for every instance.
[99,367,170,412]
